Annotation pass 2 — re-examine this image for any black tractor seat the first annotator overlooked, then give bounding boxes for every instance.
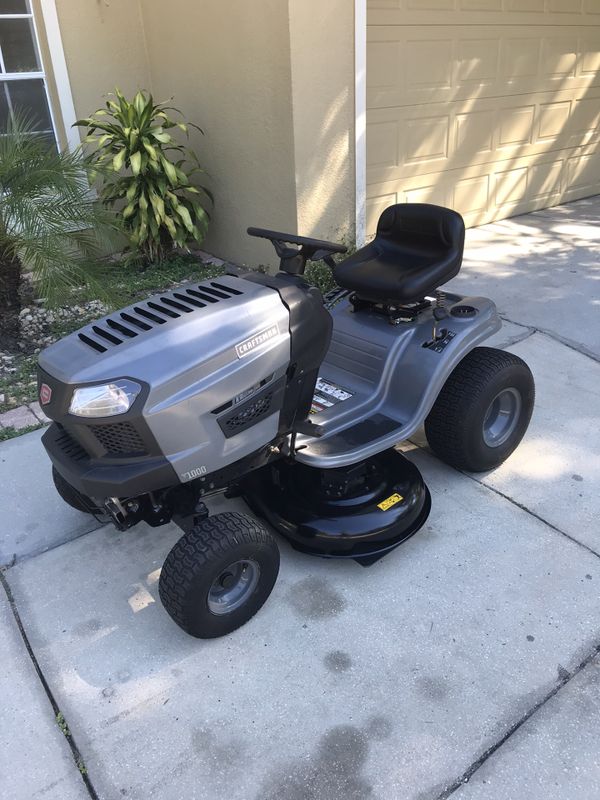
[333,203,465,306]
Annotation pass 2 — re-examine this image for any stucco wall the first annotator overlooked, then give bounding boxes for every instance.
[139,0,299,268]
[54,0,150,128]
[51,0,356,268]
[288,0,356,245]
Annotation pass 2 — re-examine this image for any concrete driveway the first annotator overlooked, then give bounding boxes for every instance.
[1,197,599,800]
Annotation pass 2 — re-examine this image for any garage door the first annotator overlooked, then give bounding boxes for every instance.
[366,0,600,234]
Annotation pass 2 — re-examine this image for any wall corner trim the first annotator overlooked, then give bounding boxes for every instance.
[354,0,367,248]
[39,0,80,150]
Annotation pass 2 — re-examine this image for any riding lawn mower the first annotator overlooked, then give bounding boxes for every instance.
[38,203,535,638]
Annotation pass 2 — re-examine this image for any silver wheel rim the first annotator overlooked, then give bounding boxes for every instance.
[483,387,522,448]
[207,559,260,615]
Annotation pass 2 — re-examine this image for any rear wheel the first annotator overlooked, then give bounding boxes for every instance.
[52,466,94,513]
[159,512,279,638]
[424,347,534,472]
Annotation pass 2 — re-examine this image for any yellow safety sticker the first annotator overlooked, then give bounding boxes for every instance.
[377,493,404,511]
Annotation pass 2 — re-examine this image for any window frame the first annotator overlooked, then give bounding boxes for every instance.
[0,0,59,143]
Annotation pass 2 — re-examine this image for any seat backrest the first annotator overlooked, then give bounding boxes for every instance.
[376,203,465,257]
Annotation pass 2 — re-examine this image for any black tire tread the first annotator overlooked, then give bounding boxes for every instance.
[158,512,278,635]
[424,346,534,471]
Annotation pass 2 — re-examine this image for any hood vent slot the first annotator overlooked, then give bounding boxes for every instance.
[147,300,179,319]
[78,333,107,353]
[120,311,152,331]
[186,288,219,303]
[92,325,122,345]
[174,291,205,308]
[133,306,166,325]
[160,296,193,313]
[106,319,137,338]
[212,281,243,296]
[199,285,230,300]
[76,279,244,353]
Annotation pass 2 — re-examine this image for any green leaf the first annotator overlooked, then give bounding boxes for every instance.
[175,203,194,232]
[112,147,127,172]
[138,220,148,242]
[149,190,165,221]
[125,182,137,202]
[142,139,159,160]
[133,91,146,116]
[148,214,159,237]
[130,151,142,176]
[163,215,177,238]
[160,156,178,184]
[152,131,171,143]
[175,167,189,186]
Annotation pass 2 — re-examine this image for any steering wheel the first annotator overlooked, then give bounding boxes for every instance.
[247,227,347,275]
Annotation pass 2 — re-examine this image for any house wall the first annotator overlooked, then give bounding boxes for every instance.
[52,0,151,128]
[138,0,299,268]
[46,0,357,268]
[288,0,356,245]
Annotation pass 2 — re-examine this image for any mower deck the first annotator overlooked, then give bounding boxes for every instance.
[242,448,431,565]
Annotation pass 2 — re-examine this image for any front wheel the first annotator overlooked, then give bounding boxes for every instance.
[158,512,280,638]
[424,347,535,472]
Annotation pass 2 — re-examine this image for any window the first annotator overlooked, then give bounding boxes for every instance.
[0,0,56,141]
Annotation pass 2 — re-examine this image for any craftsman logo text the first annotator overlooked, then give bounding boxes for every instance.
[235,324,280,358]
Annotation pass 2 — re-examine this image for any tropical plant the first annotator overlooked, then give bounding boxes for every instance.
[0,114,117,346]
[76,89,211,264]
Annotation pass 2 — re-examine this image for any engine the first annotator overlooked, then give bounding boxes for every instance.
[38,272,332,504]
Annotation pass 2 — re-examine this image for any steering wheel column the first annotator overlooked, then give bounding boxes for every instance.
[247,227,347,275]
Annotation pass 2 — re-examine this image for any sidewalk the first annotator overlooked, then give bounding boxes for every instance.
[1,197,599,800]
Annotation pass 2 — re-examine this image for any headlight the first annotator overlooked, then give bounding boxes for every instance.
[69,380,141,417]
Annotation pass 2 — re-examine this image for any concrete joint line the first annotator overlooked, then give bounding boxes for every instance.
[435,639,600,800]
[496,325,536,349]
[1,520,105,570]
[499,316,600,365]
[0,570,100,800]
[461,472,600,561]
[407,440,600,562]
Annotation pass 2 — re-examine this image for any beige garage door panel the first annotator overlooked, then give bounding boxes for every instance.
[368,25,599,108]
[366,140,600,230]
[366,0,600,233]
[367,86,600,185]
[368,0,600,28]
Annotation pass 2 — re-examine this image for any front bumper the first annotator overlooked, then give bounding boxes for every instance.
[43,422,178,499]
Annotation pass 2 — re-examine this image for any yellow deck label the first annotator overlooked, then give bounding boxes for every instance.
[377,493,404,511]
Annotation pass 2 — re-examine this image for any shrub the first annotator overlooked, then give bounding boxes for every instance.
[76,89,211,264]
[0,114,117,346]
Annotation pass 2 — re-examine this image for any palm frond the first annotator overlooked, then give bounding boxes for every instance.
[0,113,120,307]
